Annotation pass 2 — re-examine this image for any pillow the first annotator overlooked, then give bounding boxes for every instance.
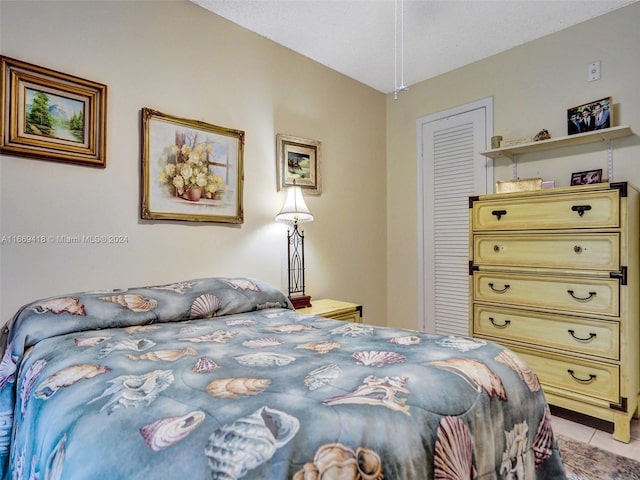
[4,277,292,354]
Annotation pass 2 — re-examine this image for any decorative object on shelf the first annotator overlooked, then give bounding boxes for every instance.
[491,136,503,149]
[499,137,532,148]
[0,56,107,167]
[495,178,542,193]
[542,180,555,189]
[533,129,551,142]
[276,181,314,308]
[570,169,602,186]
[276,134,321,195]
[140,108,244,224]
[567,96,612,136]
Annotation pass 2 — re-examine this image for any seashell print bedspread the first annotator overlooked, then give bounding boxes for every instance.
[0,277,566,479]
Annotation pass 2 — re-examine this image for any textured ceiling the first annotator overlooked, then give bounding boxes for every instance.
[191,0,637,94]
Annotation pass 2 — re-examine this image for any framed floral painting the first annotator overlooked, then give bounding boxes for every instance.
[0,56,107,167]
[140,108,244,223]
[276,133,321,194]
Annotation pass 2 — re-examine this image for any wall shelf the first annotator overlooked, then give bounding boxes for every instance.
[480,125,633,160]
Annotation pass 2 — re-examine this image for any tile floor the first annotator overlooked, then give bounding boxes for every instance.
[550,407,640,462]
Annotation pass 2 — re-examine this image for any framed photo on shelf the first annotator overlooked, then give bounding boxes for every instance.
[276,133,321,194]
[140,108,244,223]
[0,56,107,167]
[567,96,612,136]
[570,169,602,186]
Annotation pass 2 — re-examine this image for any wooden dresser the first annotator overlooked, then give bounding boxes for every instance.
[469,182,639,442]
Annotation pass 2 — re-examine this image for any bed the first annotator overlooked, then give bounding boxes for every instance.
[0,276,566,479]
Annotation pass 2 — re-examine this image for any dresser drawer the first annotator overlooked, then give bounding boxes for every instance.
[513,347,620,404]
[471,189,620,231]
[473,305,619,360]
[473,272,619,316]
[331,311,362,323]
[473,233,619,271]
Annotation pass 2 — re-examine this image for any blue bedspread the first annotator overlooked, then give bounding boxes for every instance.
[0,277,565,479]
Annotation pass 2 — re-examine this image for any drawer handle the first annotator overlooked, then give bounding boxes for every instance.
[571,205,592,217]
[488,283,510,293]
[489,317,511,328]
[573,245,583,254]
[568,329,597,342]
[567,290,596,301]
[568,369,596,384]
[491,209,507,220]
[493,244,501,253]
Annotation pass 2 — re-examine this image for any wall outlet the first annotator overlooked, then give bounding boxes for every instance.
[588,61,601,82]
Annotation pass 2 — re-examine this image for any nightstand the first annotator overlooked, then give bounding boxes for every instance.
[296,299,363,323]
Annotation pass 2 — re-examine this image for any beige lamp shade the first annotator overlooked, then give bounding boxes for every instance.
[275,185,314,224]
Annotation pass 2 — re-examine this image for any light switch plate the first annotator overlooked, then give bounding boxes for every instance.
[588,61,601,82]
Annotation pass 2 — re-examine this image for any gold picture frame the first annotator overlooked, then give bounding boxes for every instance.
[140,108,244,224]
[276,133,321,194]
[0,56,107,167]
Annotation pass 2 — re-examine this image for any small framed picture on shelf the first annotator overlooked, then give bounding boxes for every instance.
[570,169,602,186]
[567,96,611,135]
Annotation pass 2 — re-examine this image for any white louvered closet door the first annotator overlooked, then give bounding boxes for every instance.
[417,99,492,335]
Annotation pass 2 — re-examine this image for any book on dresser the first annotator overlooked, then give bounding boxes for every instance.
[468,182,639,443]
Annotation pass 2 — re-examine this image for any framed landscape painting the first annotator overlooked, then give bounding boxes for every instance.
[276,134,321,194]
[140,108,245,224]
[0,56,107,167]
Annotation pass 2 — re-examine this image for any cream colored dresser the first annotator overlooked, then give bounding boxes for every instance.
[469,182,639,442]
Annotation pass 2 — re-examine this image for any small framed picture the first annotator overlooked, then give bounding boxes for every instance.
[571,169,602,186]
[0,56,107,167]
[567,97,611,135]
[276,133,321,195]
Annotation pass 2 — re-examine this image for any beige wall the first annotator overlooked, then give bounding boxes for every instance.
[0,1,387,324]
[386,2,640,330]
